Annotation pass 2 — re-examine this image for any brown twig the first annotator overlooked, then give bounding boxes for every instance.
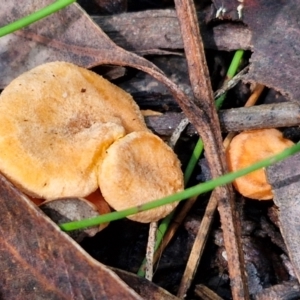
[213,67,249,99]
[194,284,225,300]
[173,0,249,299]
[146,101,300,136]
[177,84,264,297]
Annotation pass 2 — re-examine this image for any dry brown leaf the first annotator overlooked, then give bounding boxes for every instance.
[243,0,300,102]
[266,153,300,284]
[0,0,163,88]
[212,0,300,102]
[0,174,141,299]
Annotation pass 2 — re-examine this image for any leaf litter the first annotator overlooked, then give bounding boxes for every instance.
[1,0,300,299]
[0,174,141,299]
[212,0,300,102]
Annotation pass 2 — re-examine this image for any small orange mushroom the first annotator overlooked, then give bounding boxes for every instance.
[98,131,184,222]
[226,129,294,200]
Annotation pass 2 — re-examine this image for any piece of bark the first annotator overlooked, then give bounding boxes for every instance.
[145,113,187,136]
[0,174,141,299]
[93,9,251,53]
[218,102,300,132]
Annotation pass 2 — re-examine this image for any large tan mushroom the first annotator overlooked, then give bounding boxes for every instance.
[98,131,184,222]
[0,61,148,199]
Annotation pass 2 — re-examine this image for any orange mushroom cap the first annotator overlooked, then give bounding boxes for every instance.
[226,129,294,200]
[98,131,184,222]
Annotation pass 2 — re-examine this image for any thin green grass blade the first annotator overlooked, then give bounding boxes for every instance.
[60,142,300,231]
[215,49,244,109]
[0,0,76,37]
[184,139,204,185]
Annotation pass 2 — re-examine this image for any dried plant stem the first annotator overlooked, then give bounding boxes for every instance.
[213,67,249,99]
[143,116,189,279]
[223,83,265,148]
[245,84,265,107]
[195,284,224,300]
[145,221,158,280]
[168,118,190,148]
[177,83,265,297]
[174,0,248,298]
